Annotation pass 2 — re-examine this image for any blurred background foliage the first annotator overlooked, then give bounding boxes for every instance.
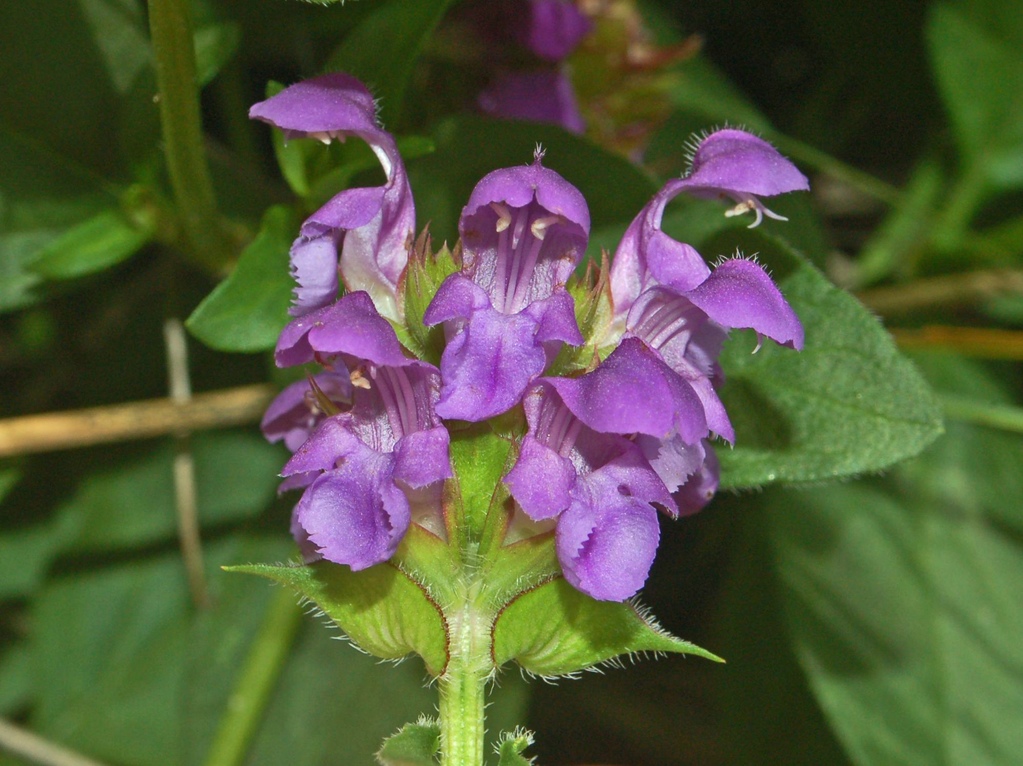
[1,0,1021,764]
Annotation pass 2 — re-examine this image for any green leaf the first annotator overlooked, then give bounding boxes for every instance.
[60,431,283,552]
[194,21,240,87]
[492,577,721,676]
[409,116,659,245]
[495,729,535,766]
[77,0,151,94]
[768,469,1023,765]
[928,2,1023,189]
[324,0,455,126]
[376,718,441,766]
[29,550,192,766]
[186,205,296,352]
[228,560,449,676]
[0,124,117,311]
[707,228,944,488]
[29,207,153,280]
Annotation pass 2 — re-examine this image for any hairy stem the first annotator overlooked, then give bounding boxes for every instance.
[148,0,230,271]
[438,598,489,766]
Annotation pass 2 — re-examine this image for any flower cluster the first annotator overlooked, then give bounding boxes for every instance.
[253,74,807,601]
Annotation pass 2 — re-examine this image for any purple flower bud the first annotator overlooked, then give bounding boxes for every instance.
[250,74,415,322]
[424,155,589,420]
[478,69,586,134]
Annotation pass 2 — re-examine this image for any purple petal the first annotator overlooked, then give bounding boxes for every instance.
[673,442,719,517]
[434,307,548,421]
[275,291,411,369]
[281,417,363,477]
[556,470,661,601]
[478,69,585,134]
[288,234,340,316]
[637,434,706,507]
[521,0,592,61]
[392,426,453,488]
[251,74,414,322]
[504,435,576,521]
[685,258,804,349]
[249,73,380,139]
[679,129,810,200]
[422,274,489,326]
[545,338,708,443]
[609,183,711,321]
[293,457,410,570]
[527,289,584,345]
[261,373,353,452]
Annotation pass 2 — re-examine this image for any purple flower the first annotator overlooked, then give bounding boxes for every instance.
[274,292,451,570]
[261,372,352,452]
[519,0,591,61]
[678,128,810,227]
[504,342,696,600]
[478,70,585,134]
[423,154,589,420]
[250,73,415,322]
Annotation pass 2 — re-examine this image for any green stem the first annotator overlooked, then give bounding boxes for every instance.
[148,0,230,272]
[203,588,304,766]
[941,395,1023,435]
[438,599,489,766]
[931,163,989,255]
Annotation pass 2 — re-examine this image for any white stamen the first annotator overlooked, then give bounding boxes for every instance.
[529,215,563,242]
[350,369,372,390]
[724,197,788,229]
[491,202,513,233]
[308,131,333,145]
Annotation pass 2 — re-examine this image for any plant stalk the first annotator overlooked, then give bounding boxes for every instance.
[148,0,231,271]
[438,600,488,766]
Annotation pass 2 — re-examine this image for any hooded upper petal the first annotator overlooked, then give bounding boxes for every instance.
[425,156,589,419]
[679,128,810,201]
[250,74,414,321]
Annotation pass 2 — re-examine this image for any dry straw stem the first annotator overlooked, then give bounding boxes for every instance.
[0,384,275,458]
